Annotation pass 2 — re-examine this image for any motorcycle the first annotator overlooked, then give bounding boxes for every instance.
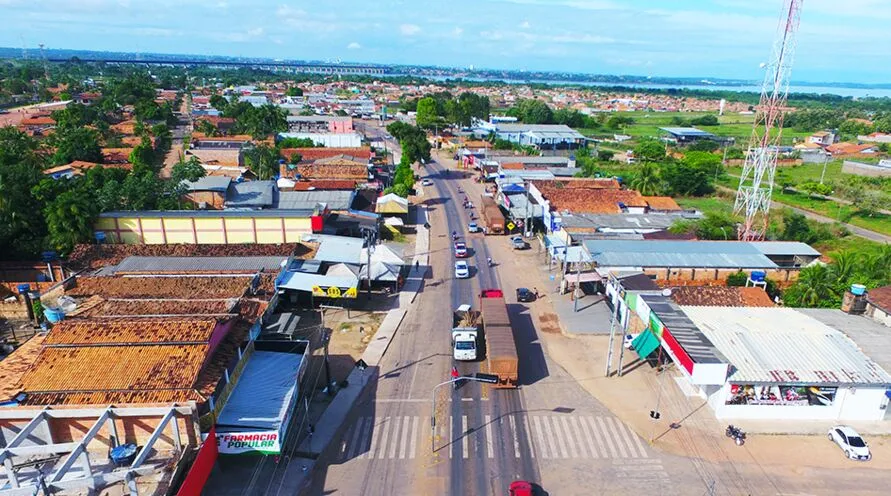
[725,425,746,446]
[487,257,494,267]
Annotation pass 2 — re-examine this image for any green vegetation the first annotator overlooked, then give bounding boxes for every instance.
[577,148,723,197]
[385,122,431,197]
[784,246,891,308]
[400,91,490,129]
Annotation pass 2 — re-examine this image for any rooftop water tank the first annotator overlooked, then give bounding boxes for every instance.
[851,284,867,296]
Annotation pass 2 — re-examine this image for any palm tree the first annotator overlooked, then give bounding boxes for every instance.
[244,144,279,181]
[787,264,838,307]
[629,162,661,196]
[829,250,857,284]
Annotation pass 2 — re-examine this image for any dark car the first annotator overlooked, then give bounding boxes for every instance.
[516,287,536,302]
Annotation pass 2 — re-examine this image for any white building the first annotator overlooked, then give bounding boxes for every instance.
[474,122,586,149]
[276,132,362,148]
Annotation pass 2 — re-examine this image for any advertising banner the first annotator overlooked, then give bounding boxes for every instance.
[216,431,281,455]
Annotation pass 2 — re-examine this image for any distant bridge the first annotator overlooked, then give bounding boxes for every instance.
[46,58,390,75]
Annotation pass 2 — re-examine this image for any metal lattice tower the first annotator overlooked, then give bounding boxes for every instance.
[734,0,803,241]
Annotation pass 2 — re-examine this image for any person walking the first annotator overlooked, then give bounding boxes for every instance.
[451,366,460,389]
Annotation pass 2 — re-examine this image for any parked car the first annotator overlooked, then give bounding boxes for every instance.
[828,425,871,461]
[468,222,480,233]
[454,242,468,258]
[510,236,530,250]
[516,288,536,302]
[454,261,470,279]
[509,481,533,496]
[421,179,433,186]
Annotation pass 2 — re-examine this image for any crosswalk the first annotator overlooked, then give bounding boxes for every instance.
[337,414,652,461]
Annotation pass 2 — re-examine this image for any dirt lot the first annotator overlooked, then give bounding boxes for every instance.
[323,309,385,381]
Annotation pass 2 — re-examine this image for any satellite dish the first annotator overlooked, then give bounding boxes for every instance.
[661,288,673,297]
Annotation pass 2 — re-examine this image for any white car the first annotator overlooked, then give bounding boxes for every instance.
[454,261,470,279]
[421,179,433,186]
[828,425,871,461]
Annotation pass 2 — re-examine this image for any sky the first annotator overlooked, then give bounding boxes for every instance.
[2,0,890,83]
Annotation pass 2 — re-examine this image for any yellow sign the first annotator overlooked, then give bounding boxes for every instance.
[311,285,325,297]
[506,222,516,231]
[345,287,358,298]
[327,286,342,298]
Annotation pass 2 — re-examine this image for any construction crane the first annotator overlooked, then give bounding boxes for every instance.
[734,0,803,241]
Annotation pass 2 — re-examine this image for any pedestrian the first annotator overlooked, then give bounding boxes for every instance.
[534,287,540,299]
[414,260,419,272]
[451,366,460,389]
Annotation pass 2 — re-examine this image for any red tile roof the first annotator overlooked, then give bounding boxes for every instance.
[0,334,46,401]
[280,147,373,162]
[67,243,309,270]
[669,286,775,307]
[534,181,647,214]
[69,297,237,318]
[290,180,358,191]
[867,285,891,313]
[67,276,254,299]
[44,318,221,345]
[644,196,682,211]
[295,164,368,180]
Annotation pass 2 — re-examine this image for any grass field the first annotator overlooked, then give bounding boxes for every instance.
[675,196,735,214]
[771,190,891,236]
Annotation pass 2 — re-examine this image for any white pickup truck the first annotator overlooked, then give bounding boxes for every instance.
[452,304,480,361]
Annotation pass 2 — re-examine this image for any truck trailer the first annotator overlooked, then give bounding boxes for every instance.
[480,195,506,234]
[479,289,518,387]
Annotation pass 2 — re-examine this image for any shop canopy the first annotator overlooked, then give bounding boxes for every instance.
[632,330,661,360]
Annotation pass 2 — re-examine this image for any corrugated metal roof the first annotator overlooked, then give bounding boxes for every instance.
[99,209,314,218]
[277,271,358,292]
[798,309,891,376]
[584,240,778,269]
[216,351,304,431]
[749,241,821,257]
[112,256,287,274]
[182,176,232,192]
[313,235,364,264]
[225,180,275,208]
[681,306,891,386]
[660,127,715,137]
[641,295,726,365]
[276,190,355,210]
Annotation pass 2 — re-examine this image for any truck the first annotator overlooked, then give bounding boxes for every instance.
[479,289,519,388]
[452,304,480,361]
[480,194,506,234]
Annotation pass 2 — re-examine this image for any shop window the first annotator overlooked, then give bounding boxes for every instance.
[726,384,836,406]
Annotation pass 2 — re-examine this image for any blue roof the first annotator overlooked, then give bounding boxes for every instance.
[584,240,779,269]
[660,127,715,138]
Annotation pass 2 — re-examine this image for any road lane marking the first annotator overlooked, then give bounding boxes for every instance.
[625,421,649,458]
[485,415,494,459]
[409,416,420,459]
[540,416,560,458]
[375,418,393,459]
[559,416,579,458]
[522,415,535,458]
[388,417,402,459]
[363,418,382,459]
[579,416,600,458]
[407,352,422,399]
[509,415,521,458]
[550,416,570,458]
[532,416,549,458]
[603,417,628,458]
[595,417,619,458]
[568,416,587,458]
[462,415,469,459]
[347,417,366,459]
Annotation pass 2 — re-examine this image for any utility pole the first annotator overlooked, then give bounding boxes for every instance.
[573,253,582,312]
[361,225,378,300]
[605,275,621,377]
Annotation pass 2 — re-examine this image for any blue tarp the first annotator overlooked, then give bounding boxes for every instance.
[501,183,526,194]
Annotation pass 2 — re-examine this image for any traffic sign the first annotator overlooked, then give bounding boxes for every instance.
[326,286,342,298]
[474,373,500,384]
[345,287,358,298]
[506,222,516,231]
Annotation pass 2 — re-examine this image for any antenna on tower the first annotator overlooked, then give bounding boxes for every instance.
[734,0,803,241]
[20,35,28,60]
[38,43,49,79]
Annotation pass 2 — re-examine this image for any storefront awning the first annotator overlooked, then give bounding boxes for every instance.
[632,330,660,359]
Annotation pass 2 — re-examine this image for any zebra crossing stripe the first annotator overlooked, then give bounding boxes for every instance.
[347,417,366,459]
[532,416,549,459]
[568,416,588,458]
[606,417,629,458]
[462,415,469,459]
[595,417,619,458]
[485,415,495,459]
[509,415,521,458]
[560,416,579,458]
[579,416,600,458]
[398,417,410,459]
[614,418,643,458]
[377,418,394,459]
[522,415,535,458]
[409,416,420,459]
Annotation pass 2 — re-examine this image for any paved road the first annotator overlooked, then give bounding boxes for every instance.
[716,185,891,243]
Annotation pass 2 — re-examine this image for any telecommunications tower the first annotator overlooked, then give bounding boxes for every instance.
[734,0,803,241]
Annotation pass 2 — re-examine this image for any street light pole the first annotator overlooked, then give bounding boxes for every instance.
[431,375,498,452]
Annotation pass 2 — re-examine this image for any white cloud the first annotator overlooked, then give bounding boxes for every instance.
[219,27,265,42]
[400,23,421,36]
[519,20,531,29]
[275,5,340,32]
[452,27,464,37]
[347,41,361,49]
[493,0,620,10]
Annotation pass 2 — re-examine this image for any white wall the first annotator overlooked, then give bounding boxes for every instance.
[708,383,889,422]
[866,303,891,327]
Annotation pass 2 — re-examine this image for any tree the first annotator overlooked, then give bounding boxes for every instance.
[51,127,103,165]
[277,137,319,149]
[606,115,634,130]
[415,97,439,130]
[0,128,47,258]
[286,87,303,97]
[171,156,206,183]
[597,150,615,161]
[391,183,410,198]
[689,114,719,126]
[854,190,888,216]
[660,151,721,196]
[243,144,280,180]
[129,136,156,168]
[628,162,662,196]
[209,94,229,112]
[509,99,553,124]
[782,264,839,308]
[238,104,287,139]
[687,140,720,152]
[52,103,100,130]
[633,139,666,163]
[838,119,874,139]
[43,190,97,254]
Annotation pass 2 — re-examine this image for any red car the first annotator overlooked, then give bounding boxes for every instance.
[454,242,468,258]
[509,480,533,496]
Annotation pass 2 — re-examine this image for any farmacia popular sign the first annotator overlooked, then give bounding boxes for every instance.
[216,431,281,455]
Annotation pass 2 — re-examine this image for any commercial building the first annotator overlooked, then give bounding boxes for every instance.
[475,122,586,149]
[286,115,353,133]
[659,127,722,144]
[277,132,362,148]
[584,239,818,283]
